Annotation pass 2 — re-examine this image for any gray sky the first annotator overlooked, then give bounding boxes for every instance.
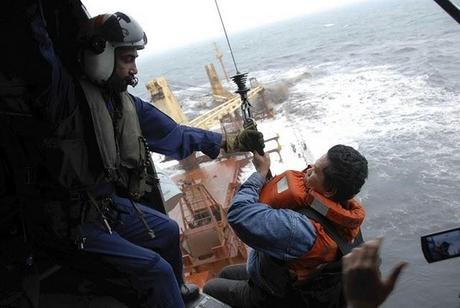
[83,0,368,54]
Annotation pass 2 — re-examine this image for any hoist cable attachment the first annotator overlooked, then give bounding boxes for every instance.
[214,0,268,161]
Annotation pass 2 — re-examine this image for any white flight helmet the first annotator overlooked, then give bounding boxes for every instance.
[79,12,147,85]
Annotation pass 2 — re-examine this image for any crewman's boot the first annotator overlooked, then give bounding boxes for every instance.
[181,283,199,302]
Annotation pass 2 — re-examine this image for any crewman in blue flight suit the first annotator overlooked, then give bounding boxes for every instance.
[27,8,264,308]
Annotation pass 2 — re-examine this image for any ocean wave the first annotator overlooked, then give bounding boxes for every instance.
[394,46,417,54]
[340,42,362,50]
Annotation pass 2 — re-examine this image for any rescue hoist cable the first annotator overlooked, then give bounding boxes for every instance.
[214,1,255,128]
[214,0,270,170]
[214,0,239,74]
[214,0,272,180]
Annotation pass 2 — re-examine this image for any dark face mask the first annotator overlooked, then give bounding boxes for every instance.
[126,74,139,88]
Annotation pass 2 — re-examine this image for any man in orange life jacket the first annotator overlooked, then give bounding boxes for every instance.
[203,144,368,307]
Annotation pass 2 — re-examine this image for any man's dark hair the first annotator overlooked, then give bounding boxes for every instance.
[323,145,368,202]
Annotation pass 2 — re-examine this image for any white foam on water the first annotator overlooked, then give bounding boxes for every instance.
[285,65,460,162]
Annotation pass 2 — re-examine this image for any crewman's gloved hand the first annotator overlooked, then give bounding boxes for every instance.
[224,125,265,154]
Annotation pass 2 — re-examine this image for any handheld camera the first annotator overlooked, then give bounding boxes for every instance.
[421,227,460,263]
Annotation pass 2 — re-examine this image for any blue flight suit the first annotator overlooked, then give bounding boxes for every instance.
[30,11,221,308]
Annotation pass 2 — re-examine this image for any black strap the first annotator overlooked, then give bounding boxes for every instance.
[434,0,460,24]
[298,199,364,256]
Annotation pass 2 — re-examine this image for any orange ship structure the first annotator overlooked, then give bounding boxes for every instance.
[176,156,250,287]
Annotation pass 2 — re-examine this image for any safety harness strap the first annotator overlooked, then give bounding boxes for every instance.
[299,199,364,256]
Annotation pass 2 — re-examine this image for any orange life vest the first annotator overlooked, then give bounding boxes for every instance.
[259,167,313,210]
[259,169,365,282]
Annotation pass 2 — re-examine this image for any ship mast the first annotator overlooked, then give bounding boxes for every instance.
[214,42,230,82]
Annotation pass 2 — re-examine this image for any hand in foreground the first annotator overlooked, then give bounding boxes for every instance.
[252,152,270,179]
[224,125,265,154]
[342,238,408,308]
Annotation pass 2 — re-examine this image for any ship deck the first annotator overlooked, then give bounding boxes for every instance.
[172,156,250,208]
